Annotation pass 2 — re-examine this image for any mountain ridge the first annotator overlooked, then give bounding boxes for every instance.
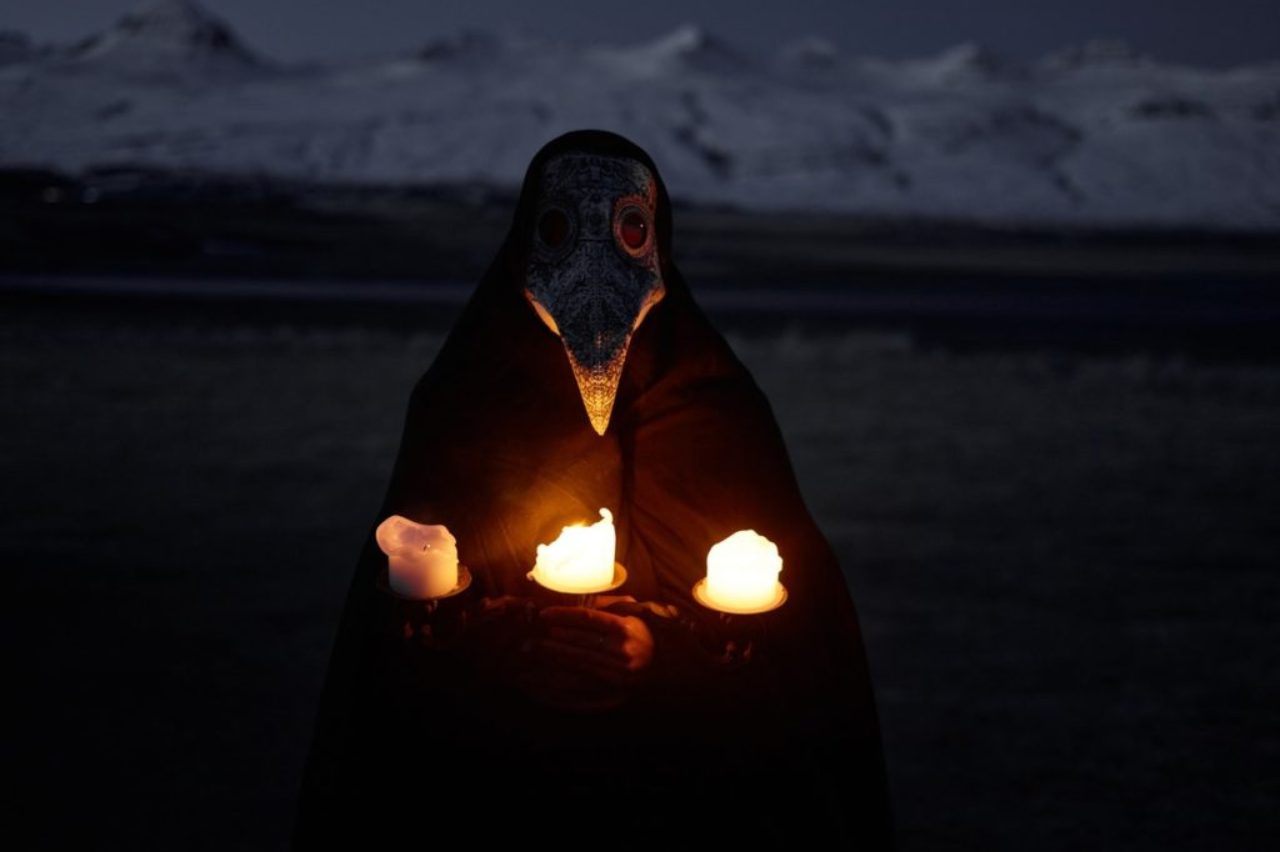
[1,1,1277,231]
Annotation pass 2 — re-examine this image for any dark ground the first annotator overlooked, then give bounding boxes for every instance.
[3,262,1279,849]
[3,173,1280,851]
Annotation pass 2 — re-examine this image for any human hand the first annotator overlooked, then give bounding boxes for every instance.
[535,601,655,686]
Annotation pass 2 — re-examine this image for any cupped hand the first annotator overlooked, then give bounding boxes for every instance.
[536,600,655,685]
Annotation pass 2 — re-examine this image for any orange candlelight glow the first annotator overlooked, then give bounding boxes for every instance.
[531,508,617,594]
[703,530,784,613]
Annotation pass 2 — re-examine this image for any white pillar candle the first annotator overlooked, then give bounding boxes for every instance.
[375,515,459,599]
[705,530,783,612]
[531,508,616,594]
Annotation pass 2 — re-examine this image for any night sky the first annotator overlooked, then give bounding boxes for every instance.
[1,0,1277,68]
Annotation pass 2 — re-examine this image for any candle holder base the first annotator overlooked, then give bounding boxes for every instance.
[690,580,788,669]
[376,565,473,647]
[691,579,787,616]
[527,562,628,607]
[518,563,633,711]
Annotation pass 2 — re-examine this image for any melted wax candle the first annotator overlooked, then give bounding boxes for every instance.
[375,515,459,599]
[705,530,783,612]
[531,508,616,594]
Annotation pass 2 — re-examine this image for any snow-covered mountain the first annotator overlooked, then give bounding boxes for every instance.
[2,0,1278,230]
[62,0,262,74]
[591,24,750,77]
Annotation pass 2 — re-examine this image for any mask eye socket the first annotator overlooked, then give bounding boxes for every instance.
[536,207,571,251]
[616,206,651,254]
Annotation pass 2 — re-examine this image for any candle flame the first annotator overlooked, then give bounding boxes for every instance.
[531,508,617,594]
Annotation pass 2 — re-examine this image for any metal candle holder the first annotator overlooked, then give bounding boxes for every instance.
[520,562,632,711]
[526,562,628,608]
[376,564,474,647]
[690,579,789,668]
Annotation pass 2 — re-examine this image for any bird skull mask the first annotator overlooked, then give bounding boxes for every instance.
[523,153,666,435]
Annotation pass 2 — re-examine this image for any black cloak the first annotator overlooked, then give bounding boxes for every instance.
[295,130,892,848]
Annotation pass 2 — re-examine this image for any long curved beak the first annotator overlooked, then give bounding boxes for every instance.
[528,281,663,436]
[563,333,631,436]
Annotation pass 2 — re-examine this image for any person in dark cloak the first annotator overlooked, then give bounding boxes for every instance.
[294,130,893,848]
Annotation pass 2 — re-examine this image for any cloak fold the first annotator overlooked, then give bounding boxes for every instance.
[295,131,892,848]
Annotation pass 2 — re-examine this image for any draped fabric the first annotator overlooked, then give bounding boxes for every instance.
[294,131,893,848]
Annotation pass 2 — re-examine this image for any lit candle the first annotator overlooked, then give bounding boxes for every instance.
[704,530,784,612]
[375,515,459,599]
[531,508,617,594]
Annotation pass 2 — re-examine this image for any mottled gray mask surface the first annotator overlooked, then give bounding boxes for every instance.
[524,153,665,435]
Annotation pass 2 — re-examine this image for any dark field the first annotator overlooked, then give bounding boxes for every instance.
[3,289,1279,849]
